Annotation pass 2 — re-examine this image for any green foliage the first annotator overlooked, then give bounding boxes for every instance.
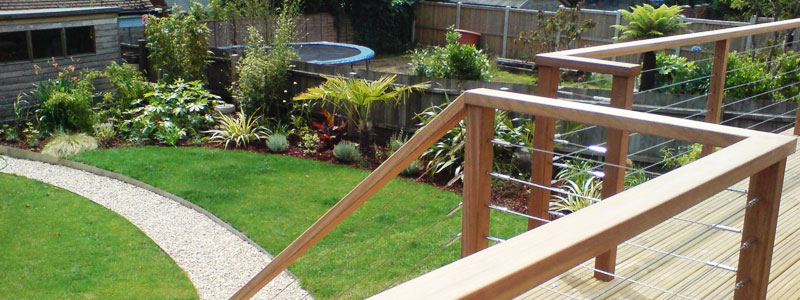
[93,122,115,146]
[0,124,18,142]
[144,6,210,83]
[232,3,298,119]
[411,27,491,80]
[33,65,95,134]
[94,62,153,120]
[550,177,601,213]
[612,4,689,41]
[294,74,428,151]
[661,143,702,169]
[515,6,595,60]
[776,51,800,100]
[624,169,649,190]
[22,123,42,147]
[299,132,320,154]
[348,0,417,54]
[266,134,289,152]
[654,52,698,90]
[41,133,98,157]
[723,51,779,100]
[122,80,220,144]
[332,141,361,162]
[555,159,596,185]
[202,0,276,19]
[206,110,270,149]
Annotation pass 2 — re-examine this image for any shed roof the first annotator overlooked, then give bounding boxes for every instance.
[0,7,120,20]
[0,0,153,12]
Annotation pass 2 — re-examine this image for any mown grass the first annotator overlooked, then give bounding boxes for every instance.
[73,147,527,299]
[0,173,197,299]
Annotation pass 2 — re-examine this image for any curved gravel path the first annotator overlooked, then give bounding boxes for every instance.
[1,155,311,300]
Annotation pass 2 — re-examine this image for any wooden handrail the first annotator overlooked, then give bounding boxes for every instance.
[370,90,796,300]
[230,96,467,300]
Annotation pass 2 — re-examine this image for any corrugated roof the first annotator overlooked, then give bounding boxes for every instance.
[0,0,153,12]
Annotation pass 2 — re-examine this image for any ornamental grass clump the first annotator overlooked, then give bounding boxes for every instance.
[41,133,98,157]
[333,141,361,163]
[206,110,269,149]
[266,134,289,153]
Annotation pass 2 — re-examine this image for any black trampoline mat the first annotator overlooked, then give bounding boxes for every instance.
[293,44,361,62]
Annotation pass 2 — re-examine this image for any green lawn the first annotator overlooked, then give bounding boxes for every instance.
[73,147,527,299]
[0,173,197,300]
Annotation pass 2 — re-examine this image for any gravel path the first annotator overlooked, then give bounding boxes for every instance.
[1,155,311,300]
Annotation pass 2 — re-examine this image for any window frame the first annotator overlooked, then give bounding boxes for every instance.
[0,25,97,63]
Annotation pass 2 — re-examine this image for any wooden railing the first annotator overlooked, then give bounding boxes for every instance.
[231,19,800,300]
[529,17,800,282]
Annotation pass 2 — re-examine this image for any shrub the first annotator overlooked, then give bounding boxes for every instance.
[661,143,702,169]
[411,27,491,80]
[299,132,319,154]
[41,133,98,157]
[550,177,601,213]
[122,80,221,143]
[515,6,595,60]
[724,51,778,100]
[388,133,424,176]
[95,62,153,119]
[33,64,95,134]
[333,141,361,163]
[144,5,210,83]
[266,134,289,153]
[93,122,115,146]
[232,3,298,119]
[206,110,270,149]
[775,51,800,100]
[348,0,416,54]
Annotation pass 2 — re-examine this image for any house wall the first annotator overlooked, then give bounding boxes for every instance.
[0,13,121,122]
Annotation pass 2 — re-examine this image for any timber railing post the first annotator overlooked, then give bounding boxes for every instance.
[594,74,635,281]
[702,39,730,156]
[462,105,495,257]
[734,159,787,300]
[529,65,559,229]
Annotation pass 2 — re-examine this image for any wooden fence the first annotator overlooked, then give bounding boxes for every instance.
[201,13,352,47]
[414,1,799,63]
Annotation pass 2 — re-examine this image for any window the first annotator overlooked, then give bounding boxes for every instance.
[0,26,96,62]
[0,31,28,63]
[65,26,95,55]
[31,29,64,59]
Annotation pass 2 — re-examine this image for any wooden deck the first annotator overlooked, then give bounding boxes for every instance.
[517,129,800,300]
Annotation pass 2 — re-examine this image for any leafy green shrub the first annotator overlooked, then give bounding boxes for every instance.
[41,133,98,157]
[266,134,289,153]
[122,80,220,143]
[515,6,595,60]
[23,123,42,147]
[724,51,778,100]
[0,124,18,142]
[232,3,298,119]
[206,110,269,149]
[95,62,153,119]
[144,5,210,83]
[33,65,95,134]
[775,51,800,100]
[661,143,702,169]
[93,122,115,146]
[550,177,601,213]
[299,132,320,154]
[411,26,491,80]
[333,141,361,163]
[348,0,416,54]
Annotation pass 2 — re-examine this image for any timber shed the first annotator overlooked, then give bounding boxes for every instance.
[0,7,121,122]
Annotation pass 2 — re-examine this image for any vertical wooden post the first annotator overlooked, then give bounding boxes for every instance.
[702,39,730,156]
[528,65,559,229]
[462,105,495,257]
[734,159,786,300]
[594,75,635,281]
[794,102,800,135]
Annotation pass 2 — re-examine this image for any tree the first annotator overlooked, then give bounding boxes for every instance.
[144,4,210,84]
[515,5,595,61]
[612,4,689,91]
[293,75,429,154]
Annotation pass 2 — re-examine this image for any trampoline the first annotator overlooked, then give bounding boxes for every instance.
[217,42,374,66]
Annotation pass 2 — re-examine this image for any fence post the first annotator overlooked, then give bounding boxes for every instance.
[795,103,800,135]
[455,1,462,28]
[462,105,494,257]
[734,159,786,300]
[502,6,510,58]
[529,65,559,229]
[230,53,239,85]
[137,39,154,82]
[593,74,635,281]
[702,39,730,156]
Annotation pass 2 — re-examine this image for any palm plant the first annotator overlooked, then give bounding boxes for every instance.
[612,4,689,91]
[294,75,429,153]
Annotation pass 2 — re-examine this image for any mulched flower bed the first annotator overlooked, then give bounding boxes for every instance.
[2,136,534,214]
